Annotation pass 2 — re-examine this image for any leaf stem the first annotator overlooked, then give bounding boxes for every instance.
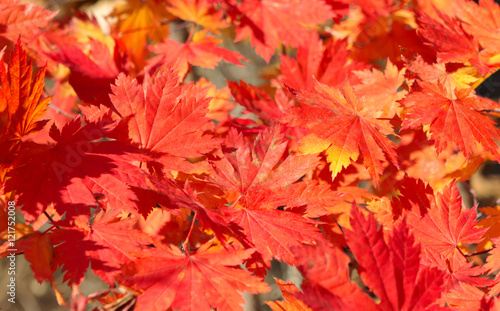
[182,212,197,253]
[229,195,243,209]
[186,24,196,44]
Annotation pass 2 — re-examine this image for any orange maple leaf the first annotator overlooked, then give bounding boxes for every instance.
[266,278,312,311]
[453,0,500,69]
[353,59,407,118]
[285,80,399,185]
[167,0,229,33]
[402,81,500,160]
[111,0,171,69]
[0,40,50,169]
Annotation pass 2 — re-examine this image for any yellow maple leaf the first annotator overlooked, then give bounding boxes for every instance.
[112,0,172,69]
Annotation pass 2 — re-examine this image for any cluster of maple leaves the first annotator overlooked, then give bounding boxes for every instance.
[2,0,500,310]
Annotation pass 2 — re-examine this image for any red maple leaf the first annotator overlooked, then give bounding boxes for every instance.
[120,241,270,311]
[50,39,126,107]
[292,243,379,310]
[223,0,333,61]
[416,9,491,74]
[280,30,366,91]
[103,68,220,172]
[78,210,155,284]
[345,206,446,310]
[208,127,324,267]
[422,249,495,292]
[209,126,319,197]
[223,207,324,265]
[404,181,487,262]
[228,80,292,124]
[6,231,55,283]
[48,227,111,286]
[39,210,153,285]
[5,118,149,221]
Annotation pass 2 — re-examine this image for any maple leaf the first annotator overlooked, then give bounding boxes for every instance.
[423,249,495,294]
[267,180,342,218]
[280,30,367,91]
[346,207,398,310]
[224,0,333,62]
[416,9,492,74]
[0,0,57,47]
[4,118,150,221]
[5,231,55,283]
[266,278,311,311]
[353,59,407,118]
[223,207,324,265]
[345,206,446,311]
[167,0,229,33]
[405,181,486,261]
[148,29,246,78]
[405,56,481,91]
[209,126,319,197]
[389,222,447,311]
[292,243,378,310]
[285,80,399,186]
[0,39,50,167]
[111,0,171,69]
[228,80,293,124]
[453,0,500,69]
[78,210,155,284]
[50,39,122,107]
[120,241,270,311]
[42,210,154,286]
[401,80,500,161]
[106,68,220,172]
[208,127,324,266]
[48,226,111,285]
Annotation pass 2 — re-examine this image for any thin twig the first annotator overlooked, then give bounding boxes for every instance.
[464,249,493,258]
[43,210,61,229]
